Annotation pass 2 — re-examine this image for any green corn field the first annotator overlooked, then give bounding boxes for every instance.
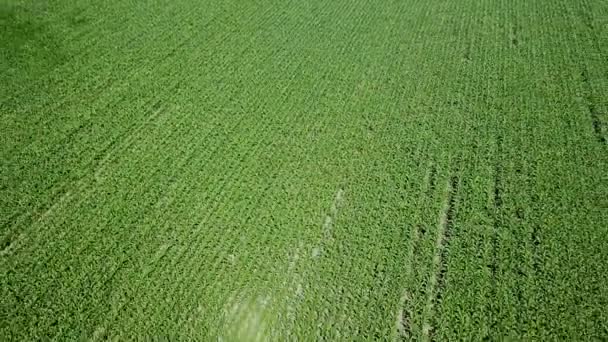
[1,0,607,339]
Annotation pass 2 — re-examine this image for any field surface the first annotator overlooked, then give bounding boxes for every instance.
[1,0,607,340]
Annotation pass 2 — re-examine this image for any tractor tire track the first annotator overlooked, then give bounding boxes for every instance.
[422,173,459,341]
